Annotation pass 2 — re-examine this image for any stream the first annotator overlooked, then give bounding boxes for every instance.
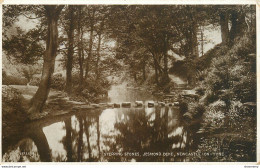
[2,83,203,162]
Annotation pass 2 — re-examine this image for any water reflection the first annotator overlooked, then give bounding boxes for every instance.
[2,85,201,162]
[2,105,201,162]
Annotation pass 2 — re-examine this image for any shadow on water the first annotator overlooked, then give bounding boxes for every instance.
[2,84,202,162]
[2,105,202,162]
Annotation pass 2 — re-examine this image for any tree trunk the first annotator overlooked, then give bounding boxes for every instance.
[229,10,246,44]
[154,62,159,86]
[219,11,229,45]
[28,6,63,114]
[85,10,96,79]
[77,116,83,161]
[142,60,146,81]
[97,116,101,159]
[77,6,84,88]
[29,127,52,162]
[191,22,199,58]
[151,51,162,86]
[64,118,73,161]
[189,7,199,58]
[162,35,169,85]
[84,118,92,160]
[95,33,102,81]
[65,6,75,95]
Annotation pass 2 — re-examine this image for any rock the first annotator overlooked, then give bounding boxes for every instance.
[164,94,174,98]
[197,128,206,134]
[182,90,199,100]
[99,103,107,107]
[173,102,179,106]
[243,102,256,107]
[248,53,256,57]
[135,101,143,107]
[159,102,165,106]
[107,103,114,108]
[147,101,154,108]
[91,104,100,108]
[122,102,131,108]
[114,103,121,108]
[73,105,93,110]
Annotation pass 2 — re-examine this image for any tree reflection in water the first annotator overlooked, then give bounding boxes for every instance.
[101,106,201,162]
[2,106,201,162]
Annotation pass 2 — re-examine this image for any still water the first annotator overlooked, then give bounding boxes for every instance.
[2,83,201,162]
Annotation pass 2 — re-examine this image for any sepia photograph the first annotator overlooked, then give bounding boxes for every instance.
[1,3,257,163]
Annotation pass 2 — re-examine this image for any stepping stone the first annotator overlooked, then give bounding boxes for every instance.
[147,101,154,108]
[173,102,179,106]
[114,103,121,108]
[159,102,165,106]
[135,101,143,107]
[122,102,131,108]
[107,103,114,108]
[99,103,107,107]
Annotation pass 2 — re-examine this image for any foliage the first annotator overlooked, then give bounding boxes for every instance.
[71,74,111,103]
[3,27,45,64]
[51,73,65,91]
[3,70,28,85]
[29,76,41,86]
[188,31,256,161]
[2,86,28,121]
[17,65,41,84]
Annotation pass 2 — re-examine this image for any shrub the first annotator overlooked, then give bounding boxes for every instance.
[29,76,41,86]
[51,73,65,91]
[2,86,28,121]
[2,73,27,85]
[179,101,188,114]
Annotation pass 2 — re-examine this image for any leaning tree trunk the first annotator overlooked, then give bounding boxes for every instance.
[28,6,63,114]
[66,6,75,95]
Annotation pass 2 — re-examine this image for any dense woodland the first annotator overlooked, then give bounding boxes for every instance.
[2,5,256,162]
[3,5,255,113]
